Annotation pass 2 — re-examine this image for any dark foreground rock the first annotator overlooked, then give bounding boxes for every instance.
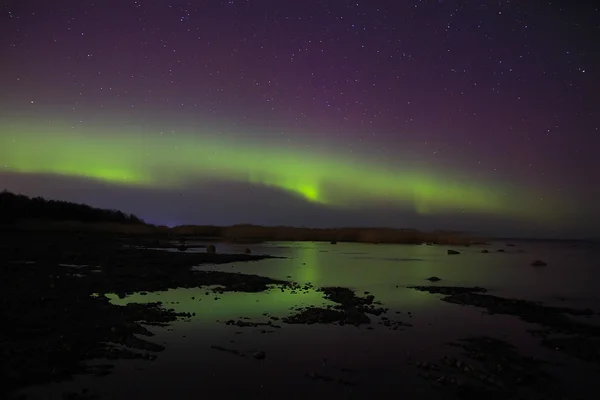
[0,231,286,398]
[414,336,570,400]
[410,285,600,367]
[282,287,388,326]
[408,286,487,295]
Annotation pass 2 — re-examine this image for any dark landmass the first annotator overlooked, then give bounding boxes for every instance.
[170,224,484,245]
[1,191,485,244]
[493,236,598,245]
[409,285,600,366]
[0,190,145,226]
[0,231,284,398]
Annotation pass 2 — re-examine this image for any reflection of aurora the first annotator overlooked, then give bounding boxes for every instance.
[294,244,320,284]
[0,119,562,222]
[106,287,328,321]
[104,243,493,324]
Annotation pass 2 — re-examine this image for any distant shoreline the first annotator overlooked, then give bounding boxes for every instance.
[5,219,485,245]
[2,191,595,244]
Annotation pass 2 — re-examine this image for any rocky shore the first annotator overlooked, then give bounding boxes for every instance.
[409,284,600,399]
[0,231,284,398]
[3,230,598,400]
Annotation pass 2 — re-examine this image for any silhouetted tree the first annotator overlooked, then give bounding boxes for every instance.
[0,190,145,226]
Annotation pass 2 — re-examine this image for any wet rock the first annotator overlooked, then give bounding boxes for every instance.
[223,319,281,328]
[283,307,370,325]
[381,317,412,329]
[210,345,243,356]
[282,287,387,326]
[0,231,285,395]
[447,249,460,255]
[305,372,355,386]
[412,285,600,367]
[531,260,547,266]
[426,276,441,282]
[253,351,266,360]
[206,244,216,254]
[244,248,251,254]
[409,286,487,295]
[481,249,489,253]
[415,336,571,399]
[330,241,337,244]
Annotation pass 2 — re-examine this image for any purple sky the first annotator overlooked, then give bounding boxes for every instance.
[1,0,599,238]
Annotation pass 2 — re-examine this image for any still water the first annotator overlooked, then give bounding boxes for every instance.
[19,241,600,399]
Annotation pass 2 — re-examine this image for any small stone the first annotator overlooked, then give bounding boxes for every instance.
[253,351,266,360]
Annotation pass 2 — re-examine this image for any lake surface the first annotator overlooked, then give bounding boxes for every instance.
[19,241,600,399]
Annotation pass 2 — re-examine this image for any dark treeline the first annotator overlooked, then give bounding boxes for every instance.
[0,190,145,226]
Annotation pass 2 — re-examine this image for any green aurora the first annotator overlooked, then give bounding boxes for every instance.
[0,120,563,223]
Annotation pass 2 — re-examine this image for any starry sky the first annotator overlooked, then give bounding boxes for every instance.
[1,0,598,239]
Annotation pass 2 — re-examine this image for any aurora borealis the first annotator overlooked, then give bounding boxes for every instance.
[1,1,599,237]
[0,120,555,219]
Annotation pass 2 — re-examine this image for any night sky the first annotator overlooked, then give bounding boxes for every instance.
[1,0,598,238]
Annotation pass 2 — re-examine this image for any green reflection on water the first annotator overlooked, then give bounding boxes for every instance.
[107,286,329,322]
[295,244,320,284]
